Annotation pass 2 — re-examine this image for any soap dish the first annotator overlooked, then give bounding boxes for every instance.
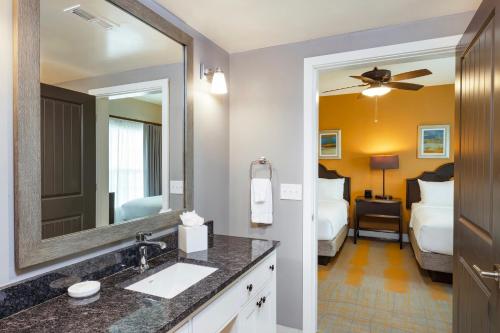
[68,281,101,299]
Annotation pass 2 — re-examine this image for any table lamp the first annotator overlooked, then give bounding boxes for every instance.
[370,155,399,200]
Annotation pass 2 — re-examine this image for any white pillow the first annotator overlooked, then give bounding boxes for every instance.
[418,179,454,207]
[318,178,345,201]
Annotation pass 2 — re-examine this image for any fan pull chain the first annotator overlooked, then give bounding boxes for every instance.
[374,96,379,123]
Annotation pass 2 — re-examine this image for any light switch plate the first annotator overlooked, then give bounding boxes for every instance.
[170,180,184,194]
[280,183,302,200]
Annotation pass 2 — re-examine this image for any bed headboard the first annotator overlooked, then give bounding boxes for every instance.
[318,164,351,203]
[405,163,454,209]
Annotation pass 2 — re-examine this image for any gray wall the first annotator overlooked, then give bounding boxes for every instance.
[228,12,473,329]
[0,0,229,286]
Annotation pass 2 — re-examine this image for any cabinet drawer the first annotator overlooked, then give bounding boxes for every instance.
[238,281,276,333]
[239,252,276,307]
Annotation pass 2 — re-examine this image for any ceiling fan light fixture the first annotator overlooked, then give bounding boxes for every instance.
[362,86,391,97]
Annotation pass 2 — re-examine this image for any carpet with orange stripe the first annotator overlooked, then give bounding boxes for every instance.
[317,238,452,333]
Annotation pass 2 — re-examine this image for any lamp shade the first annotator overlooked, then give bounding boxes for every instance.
[211,68,227,94]
[370,155,399,170]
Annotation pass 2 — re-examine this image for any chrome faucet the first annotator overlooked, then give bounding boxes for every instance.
[136,232,167,273]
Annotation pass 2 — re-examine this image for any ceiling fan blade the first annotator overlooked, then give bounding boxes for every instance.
[349,75,376,84]
[384,82,424,90]
[322,84,368,94]
[390,69,432,81]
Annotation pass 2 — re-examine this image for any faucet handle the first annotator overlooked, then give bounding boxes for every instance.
[136,232,152,242]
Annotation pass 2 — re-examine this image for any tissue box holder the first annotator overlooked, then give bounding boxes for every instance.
[179,224,208,253]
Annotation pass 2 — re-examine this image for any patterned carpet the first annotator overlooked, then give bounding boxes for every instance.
[318,238,452,333]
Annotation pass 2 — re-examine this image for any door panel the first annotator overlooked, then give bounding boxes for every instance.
[456,258,491,332]
[459,17,493,235]
[40,84,96,239]
[454,0,500,331]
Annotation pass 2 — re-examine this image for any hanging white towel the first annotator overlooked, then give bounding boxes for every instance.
[251,178,273,224]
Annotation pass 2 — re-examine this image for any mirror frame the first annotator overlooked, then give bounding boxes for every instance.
[13,0,194,269]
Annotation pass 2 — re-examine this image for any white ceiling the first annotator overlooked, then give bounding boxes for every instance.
[156,0,480,53]
[135,92,163,105]
[319,56,455,96]
[41,0,183,84]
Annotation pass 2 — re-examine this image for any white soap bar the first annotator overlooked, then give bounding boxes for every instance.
[68,281,101,299]
[179,224,208,253]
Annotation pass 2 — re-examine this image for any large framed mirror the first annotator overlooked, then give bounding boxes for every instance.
[13,0,193,268]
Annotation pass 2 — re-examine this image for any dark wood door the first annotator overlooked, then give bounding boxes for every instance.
[454,0,500,331]
[40,84,96,239]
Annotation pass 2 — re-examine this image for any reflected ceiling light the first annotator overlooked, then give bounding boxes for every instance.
[201,64,228,95]
[361,85,391,97]
[108,91,149,100]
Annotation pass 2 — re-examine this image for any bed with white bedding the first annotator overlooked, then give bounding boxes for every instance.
[317,165,350,259]
[115,195,163,223]
[410,203,453,255]
[406,163,454,274]
[317,200,349,241]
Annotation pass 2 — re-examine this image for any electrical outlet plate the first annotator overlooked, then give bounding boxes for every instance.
[280,184,303,201]
[170,180,184,194]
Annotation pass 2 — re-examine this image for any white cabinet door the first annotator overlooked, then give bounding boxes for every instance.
[238,282,276,333]
[257,283,276,333]
[238,295,260,333]
[174,321,190,333]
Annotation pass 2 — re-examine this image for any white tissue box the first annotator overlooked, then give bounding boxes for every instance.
[178,224,208,253]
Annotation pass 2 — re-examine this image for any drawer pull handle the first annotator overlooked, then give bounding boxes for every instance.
[246,284,253,292]
[269,264,275,271]
[256,300,263,308]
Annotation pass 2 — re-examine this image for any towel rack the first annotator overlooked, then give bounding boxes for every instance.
[250,157,272,179]
[250,157,273,224]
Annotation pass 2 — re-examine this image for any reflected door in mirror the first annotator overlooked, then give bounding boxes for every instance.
[41,84,96,239]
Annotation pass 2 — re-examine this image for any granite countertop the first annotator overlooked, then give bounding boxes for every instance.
[0,235,279,333]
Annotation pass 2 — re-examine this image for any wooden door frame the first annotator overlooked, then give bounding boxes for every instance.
[302,35,461,333]
[13,0,194,269]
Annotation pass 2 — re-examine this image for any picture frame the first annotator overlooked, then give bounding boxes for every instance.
[418,125,450,159]
[319,129,341,159]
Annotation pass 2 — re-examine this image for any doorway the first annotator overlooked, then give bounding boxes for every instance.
[89,79,171,225]
[302,35,461,333]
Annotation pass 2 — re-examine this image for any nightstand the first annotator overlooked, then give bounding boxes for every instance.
[354,196,403,249]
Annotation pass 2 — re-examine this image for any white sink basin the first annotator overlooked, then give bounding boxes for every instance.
[126,263,217,299]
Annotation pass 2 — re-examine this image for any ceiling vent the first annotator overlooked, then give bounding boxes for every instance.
[63,5,118,30]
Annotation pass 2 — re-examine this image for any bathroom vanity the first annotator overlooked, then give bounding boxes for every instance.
[4,2,279,332]
[0,235,278,333]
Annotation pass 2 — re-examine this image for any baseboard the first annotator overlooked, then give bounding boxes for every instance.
[277,324,302,333]
[348,228,409,243]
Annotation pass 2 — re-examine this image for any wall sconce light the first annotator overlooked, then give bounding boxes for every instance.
[201,63,228,95]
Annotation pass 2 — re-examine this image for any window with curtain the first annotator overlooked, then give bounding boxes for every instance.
[109,118,144,208]
[143,123,162,197]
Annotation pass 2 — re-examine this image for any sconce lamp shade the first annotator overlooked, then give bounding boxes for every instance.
[370,155,399,170]
[211,68,227,94]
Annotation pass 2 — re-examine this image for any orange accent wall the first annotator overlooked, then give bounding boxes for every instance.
[319,84,454,230]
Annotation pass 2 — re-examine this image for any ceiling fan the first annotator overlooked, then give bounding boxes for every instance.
[322,67,432,97]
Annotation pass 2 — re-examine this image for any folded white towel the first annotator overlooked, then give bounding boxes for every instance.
[251,178,273,224]
[251,178,269,203]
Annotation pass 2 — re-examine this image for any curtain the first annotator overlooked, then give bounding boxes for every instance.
[143,124,162,196]
[109,118,144,208]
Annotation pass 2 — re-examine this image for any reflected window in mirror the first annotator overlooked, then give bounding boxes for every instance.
[40,0,185,239]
